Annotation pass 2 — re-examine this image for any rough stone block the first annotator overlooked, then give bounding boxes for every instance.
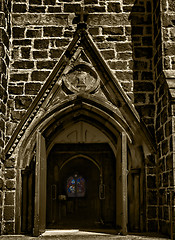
[115,42,132,52]
[33,50,48,59]
[48,6,61,13]
[64,4,81,13]
[89,27,99,35]
[13,4,26,12]
[101,50,115,60]
[164,42,175,56]
[141,71,153,80]
[13,39,31,46]
[4,206,14,220]
[134,93,146,104]
[26,29,42,38]
[132,26,143,35]
[8,85,23,95]
[87,14,130,26]
[11,110,25,121]
[118,52,132,60]
[132,5,145,12]
[12,14,68,26]
[43,0,56,4]
[5,192,15,205]
[25,82,41,95]
[134,47,153,59]
[31,71,50,81]
[156,127,164,143]
[107,2,121,12]
[85,6,106,13]
[34,39,49,49]
[162,139,168,155]
[108,61,127,70]
[12,27,25,39]
[107,36,126,42]
[115,71,133,81]
[165,121,172,138]
[43,27,63,37]
[166,154,173,170]
[102,27,123,35]
[21,47,31,59]
[29,0,41,4]
[12,60,34,69]
[84,0,98,4]
[37,60,57,69]
[50,49,63,59]
[10,73,28,82]
[142,36,153,46]
[134,82,154,91]
[29,6,46,13]
[15,96,32,109]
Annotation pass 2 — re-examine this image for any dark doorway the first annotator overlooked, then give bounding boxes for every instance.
[21,159,35,234]
[46,143,116,229]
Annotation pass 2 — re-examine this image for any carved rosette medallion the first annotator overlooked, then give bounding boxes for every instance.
[62,64,99,94]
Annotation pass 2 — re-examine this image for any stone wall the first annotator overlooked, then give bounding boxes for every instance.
[6,0,157,141]
[153,0,175,237]
[1,0,175,237]
[130,0,155,135]
[0,0,11,234]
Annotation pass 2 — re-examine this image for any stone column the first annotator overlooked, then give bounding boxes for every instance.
[121,132,127,234]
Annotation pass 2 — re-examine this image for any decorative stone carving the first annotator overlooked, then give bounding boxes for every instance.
[62,64,99,94]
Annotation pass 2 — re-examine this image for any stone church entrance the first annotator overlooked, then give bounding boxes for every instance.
[46,143,116,230]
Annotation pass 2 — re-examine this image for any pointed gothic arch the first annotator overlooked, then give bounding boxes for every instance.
[7,23,156,236]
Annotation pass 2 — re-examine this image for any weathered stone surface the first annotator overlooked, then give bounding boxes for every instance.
[87,14,130,26]
[25,82,41,94]
[12,14,69,26]
[43,26,63,37]
[15,96,33,109]
[107,2,121,12]
[10,73,28,82]
[31,71,50,81]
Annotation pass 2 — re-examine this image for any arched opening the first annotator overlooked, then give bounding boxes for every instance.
[18,97,147,236]
[46,139,116,229]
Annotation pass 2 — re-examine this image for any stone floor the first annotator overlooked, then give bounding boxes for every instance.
[0,230,170,240]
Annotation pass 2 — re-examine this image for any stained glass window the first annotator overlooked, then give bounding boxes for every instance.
[67,174,85,197]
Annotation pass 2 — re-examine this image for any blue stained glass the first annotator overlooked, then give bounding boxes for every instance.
[67,174,86,197]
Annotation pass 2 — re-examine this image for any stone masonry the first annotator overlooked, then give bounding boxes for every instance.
[0,0,175,238]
